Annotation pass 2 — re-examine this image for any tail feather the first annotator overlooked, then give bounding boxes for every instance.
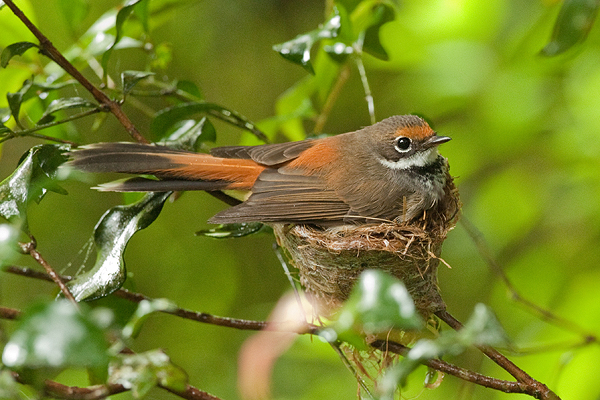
[70,142,265,191]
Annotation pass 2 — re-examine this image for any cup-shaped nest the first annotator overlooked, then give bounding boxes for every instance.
[273,171,460,318]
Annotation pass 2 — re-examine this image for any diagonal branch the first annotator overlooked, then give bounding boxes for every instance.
[2,0,148,144]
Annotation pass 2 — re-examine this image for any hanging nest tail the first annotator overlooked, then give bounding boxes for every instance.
[273,170,460,319]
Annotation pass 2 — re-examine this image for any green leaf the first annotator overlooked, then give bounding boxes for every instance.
[361,2,395,60]
[67,191,172,302]
[101,0,147,71]
[542,0,600,56]
[158,117,216,151]
[330,270,423,339]
[108,350,188,398]
[0,223,20,267]
[1,300,111,386]
[6,78,33,121]
[121,70,155,95]
[122,299,177,339]
[151,101,266,142]
[175,80,203,100]
[272,7,342,74]
[0,144,70,231]
[0,107,12,137]
[377,304,509,397]
[196,222,265,238]
[37,97,98,125]
[1,42,39,68]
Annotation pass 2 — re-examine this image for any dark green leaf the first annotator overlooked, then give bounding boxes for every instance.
[158,117,216,151]
[196,222,265,238]
[67,191,171,301]
[122,299,177,339]
[108,350,188,398]
[1,42,39,68]
[101,0,147,71]
[330,270,423,339]
[133,0,150,32]
[57,0,90,33]
[121,70,155,95]
[7,78,33,121]
[0,145,70,230]
[377,304,508,397]
[362,3,395,60]
[542,0,600,56]
[151,101,266,142]
[1,300,111,385]
[37,97,98,125]
[272,7,342,74]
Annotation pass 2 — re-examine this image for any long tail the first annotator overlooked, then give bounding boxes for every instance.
[69,142,265,192]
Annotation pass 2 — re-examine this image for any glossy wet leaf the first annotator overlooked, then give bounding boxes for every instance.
[158,117,216,151]
[36,97,98,125]
[272,7,342,74]
[0,107,11,137]
[101,0,147,71]
[1,42,39,68]
[196,222,265,238]
[1,300,111,385]
[0,223,20,267]
[109,350,187,398]
[67,191,171,302]
[542,0,600,56]
[121,70,155,95]
[331,270,423,338]
[0,144,69,231]
[377,304,509,397]
[122,299,177,339]
[151,101,266,142]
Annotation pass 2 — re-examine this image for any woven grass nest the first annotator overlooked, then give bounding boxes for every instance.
[273,171,460,318]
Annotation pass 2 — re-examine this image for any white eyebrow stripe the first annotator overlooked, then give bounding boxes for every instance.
[378,148,438,170]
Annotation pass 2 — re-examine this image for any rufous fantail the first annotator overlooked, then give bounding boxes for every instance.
[69,115,451,225]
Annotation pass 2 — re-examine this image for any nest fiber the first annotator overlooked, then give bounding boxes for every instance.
[273,171,460,317]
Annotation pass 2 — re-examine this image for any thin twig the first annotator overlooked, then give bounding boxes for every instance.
[314,64,351,134]
[435,310,559,400]
[0,108,101,145]
[0,306,21,320]
[460,217,597,342]
[17,238,78,306]
[10,370,223,400]
[2,0,148,144]
[370,340,538,397]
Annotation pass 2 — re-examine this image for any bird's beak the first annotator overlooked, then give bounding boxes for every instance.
[424,135,451,148]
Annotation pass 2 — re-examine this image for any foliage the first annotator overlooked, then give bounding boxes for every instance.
[0,0,599,399]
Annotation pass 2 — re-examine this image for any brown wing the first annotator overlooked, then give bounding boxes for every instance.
[210,140,316,166]
[208,168,350,224]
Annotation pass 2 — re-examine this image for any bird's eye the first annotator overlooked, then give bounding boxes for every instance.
[394,136,411,153]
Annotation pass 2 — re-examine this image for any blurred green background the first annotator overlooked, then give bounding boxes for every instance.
[2,0,600,399]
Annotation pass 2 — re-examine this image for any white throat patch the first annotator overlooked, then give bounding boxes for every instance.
[378,147,439,170]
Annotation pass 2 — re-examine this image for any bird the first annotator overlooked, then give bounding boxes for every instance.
[69,115,451,226]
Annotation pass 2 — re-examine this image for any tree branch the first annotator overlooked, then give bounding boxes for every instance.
[2,0,148,144]
[17,237,78,306]
[435,310,560,400]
